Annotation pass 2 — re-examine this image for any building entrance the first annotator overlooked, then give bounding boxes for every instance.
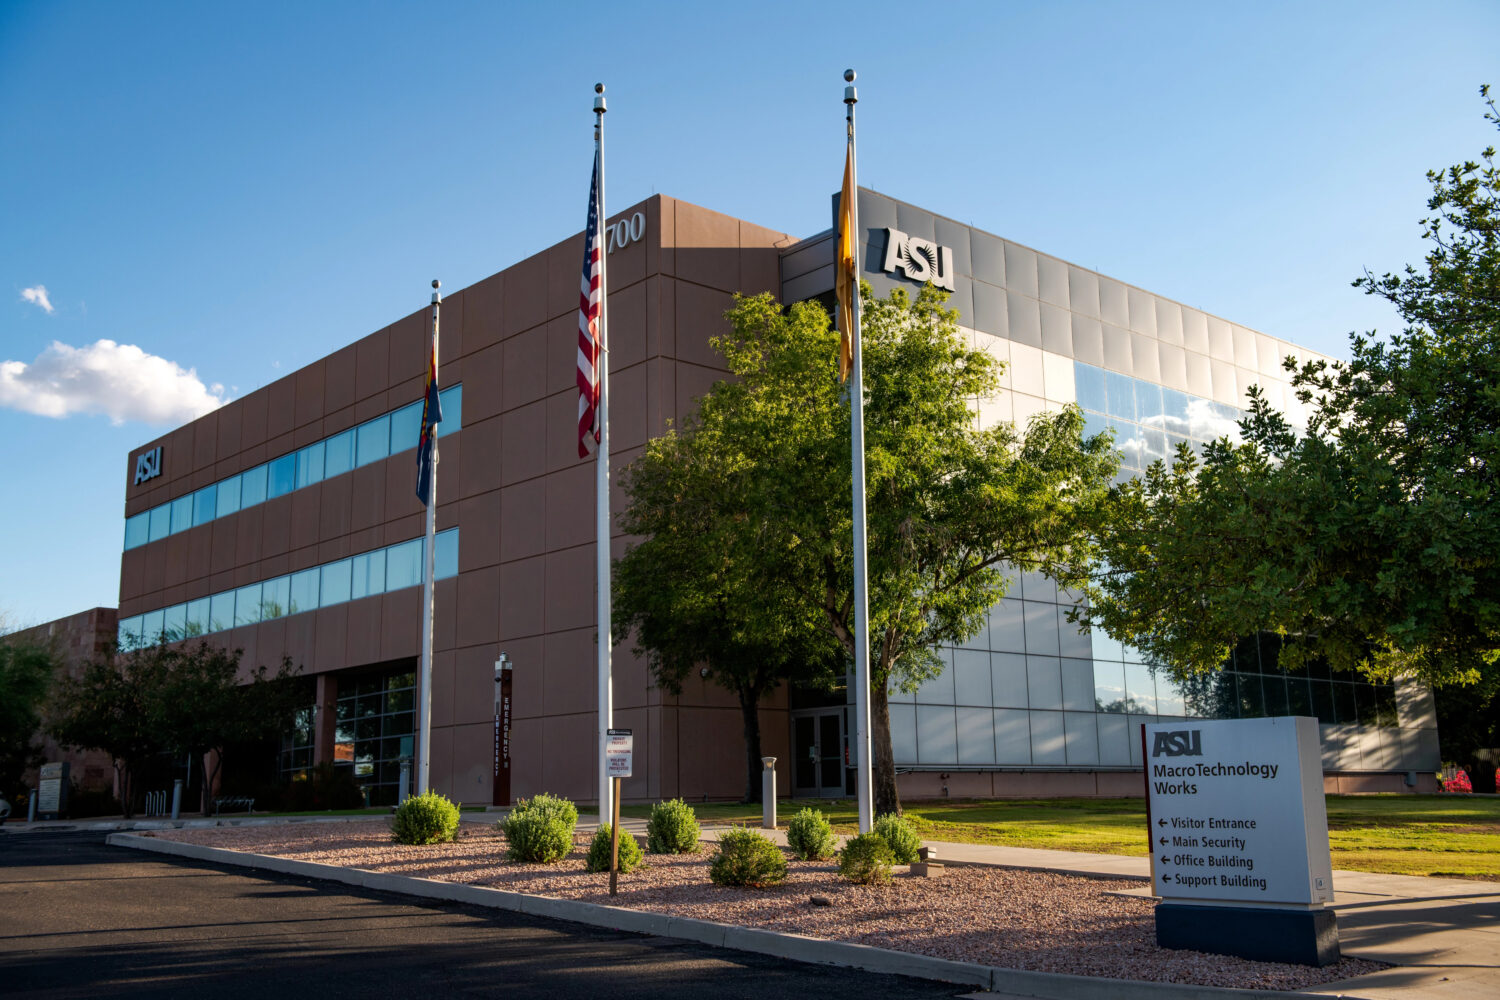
[791,710,846,798]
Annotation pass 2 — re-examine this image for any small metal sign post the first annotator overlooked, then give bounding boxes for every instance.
[605,728,632,896]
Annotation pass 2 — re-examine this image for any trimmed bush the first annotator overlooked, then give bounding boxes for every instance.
[874,812,922,863]
[646,798,701,854]
[838,831,895,884]
[585,823,645,874]
[708,828,787,888]
[391,791,461,845]
[785,807,836,860]
[502,793,579,863]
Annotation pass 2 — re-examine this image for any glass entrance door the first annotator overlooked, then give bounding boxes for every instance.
[792,710,846,797]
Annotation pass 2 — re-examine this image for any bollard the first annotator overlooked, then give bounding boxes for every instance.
[761,757,777,829]
[171,778,183,820]
[398,760,411,803]
[28,790,37,823]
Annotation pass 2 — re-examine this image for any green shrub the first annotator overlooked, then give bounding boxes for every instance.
[708,828,787,888]
[502,793,579,863]
[786,807,836,860]
[838,832,895,884]
[646,798,701,854]
[585,823,645,873]
[391,791,461,845]
[874,812,922,863]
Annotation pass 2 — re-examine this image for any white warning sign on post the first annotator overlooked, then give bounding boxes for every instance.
[606,728,633,779]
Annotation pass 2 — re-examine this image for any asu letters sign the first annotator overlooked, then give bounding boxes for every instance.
[880,228,957,291]
[133,446,163,485]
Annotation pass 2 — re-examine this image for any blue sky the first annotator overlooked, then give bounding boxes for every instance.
[1,1,1495,628]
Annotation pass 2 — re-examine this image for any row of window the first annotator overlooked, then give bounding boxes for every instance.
[1073,362,1244,473]
[124,385,463,551]
[116,529,459,650]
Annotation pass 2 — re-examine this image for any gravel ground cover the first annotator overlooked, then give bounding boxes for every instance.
[154,820,1384,991]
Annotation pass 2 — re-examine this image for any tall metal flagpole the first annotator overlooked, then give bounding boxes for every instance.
[593,83,614,825]
[845,70,874,834]
[417,279,441,796]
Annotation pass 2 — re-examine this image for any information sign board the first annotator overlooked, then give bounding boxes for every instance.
[606,729,633,779]
[1145,716,1334,907]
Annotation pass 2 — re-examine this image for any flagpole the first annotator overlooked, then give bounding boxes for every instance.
[845,70,874,834]
[417,278,441,797]
[593,82,615,826]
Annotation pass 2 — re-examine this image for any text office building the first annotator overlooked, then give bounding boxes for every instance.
[116,190,1442,805]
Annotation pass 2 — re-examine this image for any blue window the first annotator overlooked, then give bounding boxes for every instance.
[437,384,462,436]
[193,486,217,527]
[295,441,325,489]
[262,576,291,619]
[145,505,169,542]
[216,474,242,518]
[185,598,210,637]
[163,604,187,641]
[1074,364,1107,414]
[324,429,354,478]
[385,539,422,590]
[117,616,143,651]
[170,495,194,534]
[267,454,296,499]
[389,402,422,454]
[124,513,150,550]
[356,416,390,467]
[141,608,166,643]
[235,583,263,627]
[351,550,386,600]
[321,559,352,606]
[241,464,268,507]
[436,529,458,580]
[208,592,235,632]
[289,569,320,614]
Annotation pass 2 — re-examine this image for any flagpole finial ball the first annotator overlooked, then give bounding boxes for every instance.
[432,279,440,290]
[844,69,856,83]
[595,82,604,94]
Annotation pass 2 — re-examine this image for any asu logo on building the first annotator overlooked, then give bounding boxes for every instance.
[880,227,957,291]
[1152,729,1204,757]
[133,446,163,485]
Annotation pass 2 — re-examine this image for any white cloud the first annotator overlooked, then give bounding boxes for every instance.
[21,286,54,313]
[0,339,228,426]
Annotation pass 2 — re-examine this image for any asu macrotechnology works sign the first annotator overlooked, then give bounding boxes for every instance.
[1144,716,1334,907]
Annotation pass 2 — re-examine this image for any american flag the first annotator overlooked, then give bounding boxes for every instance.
[577,150,603,458]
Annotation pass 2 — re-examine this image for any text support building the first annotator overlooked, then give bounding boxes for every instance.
[116,191,1442,805]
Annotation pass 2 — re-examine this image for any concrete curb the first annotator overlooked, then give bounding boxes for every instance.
[105,833,1369,1000]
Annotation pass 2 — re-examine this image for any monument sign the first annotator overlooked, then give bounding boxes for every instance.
[1145,716,1340,966]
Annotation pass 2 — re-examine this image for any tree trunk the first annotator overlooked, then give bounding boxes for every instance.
[738,687,763,804]
[871,680,901,817]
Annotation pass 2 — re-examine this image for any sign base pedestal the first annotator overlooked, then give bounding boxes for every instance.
[1156,903,1340,967]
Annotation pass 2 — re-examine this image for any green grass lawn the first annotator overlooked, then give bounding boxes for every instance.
[623,794,1500,879]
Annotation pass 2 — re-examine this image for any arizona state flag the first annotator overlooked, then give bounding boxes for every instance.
[835,144,857,382]
[415,330,443,506]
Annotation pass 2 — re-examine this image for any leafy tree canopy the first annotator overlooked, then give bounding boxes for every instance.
[633,287,1114,815]
[1085,86,1500,691]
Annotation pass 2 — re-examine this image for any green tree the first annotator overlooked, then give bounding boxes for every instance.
[50,640,302,816]
[638,288,1114,816]
[616,405,844,803]
[1085,87,1500,691]
[0,640,56,807]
